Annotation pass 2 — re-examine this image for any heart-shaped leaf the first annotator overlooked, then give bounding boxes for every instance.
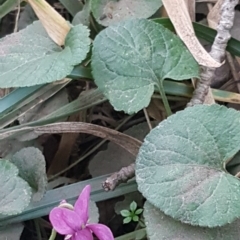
[0,21,90,88]
[92,19,199,114]
[91,0,162,26]
[136,104,240,227]
[11,147,47,201]
[0,160,32,215]
[144,201,240,240]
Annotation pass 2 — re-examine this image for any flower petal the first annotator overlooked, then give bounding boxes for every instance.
[74,185,91,223]
[71,229,93,240]
[87,224,114,240]
[49,207,83,235]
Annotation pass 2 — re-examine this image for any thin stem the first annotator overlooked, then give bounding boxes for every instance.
[48,229,57,240]
[158,82,172,116]
[143,108,152,130]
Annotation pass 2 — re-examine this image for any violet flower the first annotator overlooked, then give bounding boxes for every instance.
[49,185,114,240]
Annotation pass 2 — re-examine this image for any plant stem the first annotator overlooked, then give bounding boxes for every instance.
[48,229,56,240]
[158,82,172,116]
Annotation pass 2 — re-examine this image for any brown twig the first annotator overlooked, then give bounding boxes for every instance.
[102,163,136,191]
[188,0,238,106]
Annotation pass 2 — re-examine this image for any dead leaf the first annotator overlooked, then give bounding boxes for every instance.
[0,122,142,157]
[207,0,224,29]
[162,0,221,68]
[27,0,70,46]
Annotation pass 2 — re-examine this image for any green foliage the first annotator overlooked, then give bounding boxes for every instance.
[0,146,47,217]
[144,201,240,240]
[72,0,90,26]
[90,0,163,26]
[0,21,90,88]
[11,147,47,202]
[92,19,199,115]
[120,201,143,224]
[2,2,240,238]
[136,104,240,227]
[0,160,32,215]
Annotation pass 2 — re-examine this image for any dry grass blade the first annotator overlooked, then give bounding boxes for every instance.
[162,0,221,68]
[27,0,70,46]
[36,123,142,156]
[0,122,142,157]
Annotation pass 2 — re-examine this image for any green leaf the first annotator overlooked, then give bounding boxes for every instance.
[120,210,131,217]
[130,201,137,212]
[72,0,90,26]
[89,200,99,223]
[132,215,139,222]
[135,208,143,215]
[91,0,162,26]
[0,160,32,215]
[11,147,47,202]
[136,104,240,227]
[153,18,240,58]
[123,216,132,224]
[0,0,18,18]
[92,19,199,114]
[144,201,240,240]
[0,21,90,88]
[59,0,83,17]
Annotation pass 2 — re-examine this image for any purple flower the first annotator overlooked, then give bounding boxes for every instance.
[49,185,114,240]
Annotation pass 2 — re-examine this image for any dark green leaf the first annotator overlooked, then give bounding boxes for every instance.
[92,19,199,114]
[136,104,240,227]
[0,21,90,88]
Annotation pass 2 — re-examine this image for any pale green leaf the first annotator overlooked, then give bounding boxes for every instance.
[136,104,240,227]
[11,147,47,202]
[144,201,240,240]
[132,215,139,222]
[0,21,90,88]
[130,201,137,212]
[121,210,131,217]
[123,216,132,224]
[92,19,199,114]
[91,0,162,26]
[135,208,143,215]
[0,160,32,215]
